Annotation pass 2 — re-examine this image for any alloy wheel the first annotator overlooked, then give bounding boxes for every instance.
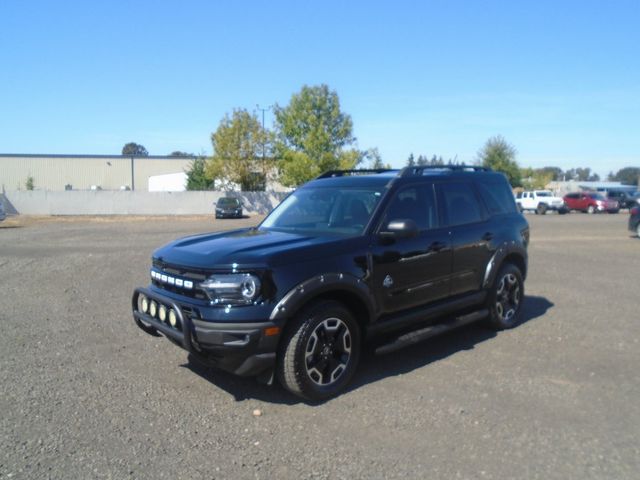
[495,273,521,323]
[304,317,352,386]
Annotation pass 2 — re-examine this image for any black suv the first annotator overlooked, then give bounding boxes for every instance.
[132,167,529,400]
[606,189,638,210]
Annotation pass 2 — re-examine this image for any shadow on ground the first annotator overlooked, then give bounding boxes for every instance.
[182,295,554,405]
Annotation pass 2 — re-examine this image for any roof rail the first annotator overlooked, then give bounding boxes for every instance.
[399,165,491,177]
[316,169,395,179]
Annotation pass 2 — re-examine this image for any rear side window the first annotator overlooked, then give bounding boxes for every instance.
[439,182,484,226]
[476,180,517,215]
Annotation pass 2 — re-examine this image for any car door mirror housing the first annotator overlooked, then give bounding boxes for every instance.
[380,219,419,241]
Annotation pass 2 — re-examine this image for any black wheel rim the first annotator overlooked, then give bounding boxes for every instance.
[304,317,352,386]
[495,273,521,323]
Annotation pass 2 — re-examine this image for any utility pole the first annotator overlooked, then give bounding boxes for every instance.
[255,104,272,163]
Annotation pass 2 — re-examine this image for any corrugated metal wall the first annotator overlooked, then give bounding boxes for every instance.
[0,155,194,191]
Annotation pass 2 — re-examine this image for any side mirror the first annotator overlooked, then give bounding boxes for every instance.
[380,218,419,241]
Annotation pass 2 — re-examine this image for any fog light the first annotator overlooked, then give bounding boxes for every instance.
[138,294,149,313]
[158,305,167,322]
[149,301,157,318]
[168,309,177,327]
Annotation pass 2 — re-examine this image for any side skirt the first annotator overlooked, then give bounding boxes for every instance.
[374,309,488,355]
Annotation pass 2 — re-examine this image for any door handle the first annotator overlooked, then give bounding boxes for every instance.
[428,241,446,252]
[482,232,494,241]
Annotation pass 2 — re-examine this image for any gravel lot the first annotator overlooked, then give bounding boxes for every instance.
[1,213,639,479]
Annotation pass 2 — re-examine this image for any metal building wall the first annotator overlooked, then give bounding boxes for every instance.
[0,155,194,191]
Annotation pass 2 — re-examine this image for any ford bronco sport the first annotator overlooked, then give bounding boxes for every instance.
[132,166,529,400]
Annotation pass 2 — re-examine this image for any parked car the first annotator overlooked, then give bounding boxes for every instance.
[132,166,529,400]
[563,192,619,214]
[629,204,640,237]
[515,190,567,214]
[0,201,6,222]
[606,190,638,210]
[214,197,243,219]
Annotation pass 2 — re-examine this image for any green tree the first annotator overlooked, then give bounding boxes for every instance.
[208,109,271,191]
[26,175,35,190]
[363,148,390,169]
[521,167,553,190]
[612,167,640,186]
[477,135,521,186]
[565,167,599,181]
[185,157,212,190]
[539,166,564,181]
[274,84,360,186]
[170,151,192,157]
[122,142,148,156]
[406,153,415,167]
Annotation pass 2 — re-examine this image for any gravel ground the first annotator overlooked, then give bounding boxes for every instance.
[1,213,639,479]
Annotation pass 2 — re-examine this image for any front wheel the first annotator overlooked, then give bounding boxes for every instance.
[277,300,361,401]
[486,264,524,330]
[536,203,547,215]
[587,205,596,214]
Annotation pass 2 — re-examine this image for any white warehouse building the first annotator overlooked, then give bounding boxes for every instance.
[0,154,196,192]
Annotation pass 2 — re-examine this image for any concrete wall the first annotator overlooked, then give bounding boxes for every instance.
[2,191,288,216]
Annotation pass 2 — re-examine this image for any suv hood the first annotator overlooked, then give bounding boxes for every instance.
[153,228,359,269]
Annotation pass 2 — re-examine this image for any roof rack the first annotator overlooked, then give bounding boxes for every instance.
[399,165,491,177]
[316,169,395,179]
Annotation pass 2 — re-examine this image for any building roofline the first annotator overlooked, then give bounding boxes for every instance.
[0,153,199,160]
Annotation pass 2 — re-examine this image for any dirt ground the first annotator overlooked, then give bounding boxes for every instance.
[1,212,638,479]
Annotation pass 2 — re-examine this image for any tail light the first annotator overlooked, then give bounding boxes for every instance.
[631,207,639,216]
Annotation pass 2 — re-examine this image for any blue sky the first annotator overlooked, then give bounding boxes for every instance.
[1,0,638,177]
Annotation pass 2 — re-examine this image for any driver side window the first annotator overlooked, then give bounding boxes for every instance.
[382,184,437,231]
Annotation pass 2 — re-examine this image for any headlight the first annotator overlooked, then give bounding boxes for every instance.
[199,273,261,306]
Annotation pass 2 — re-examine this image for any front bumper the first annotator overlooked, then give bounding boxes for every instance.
[215,210,242,218]
[132,287,278,377]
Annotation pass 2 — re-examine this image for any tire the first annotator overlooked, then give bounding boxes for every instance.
[536,203,547,215]
[277,300,361,401]
[517,205,524,214]
[559,207,568,215]
[587,205,595,214]
[485,264,524,330]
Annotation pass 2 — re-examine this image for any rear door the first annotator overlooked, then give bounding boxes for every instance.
[437,180,497,296]
[371,182,452,314]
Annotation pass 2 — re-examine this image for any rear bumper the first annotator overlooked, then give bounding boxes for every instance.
[132,287,278,376]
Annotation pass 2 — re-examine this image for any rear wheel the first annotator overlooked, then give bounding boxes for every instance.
[277,300,361,401]
[587,205,595,214]
[486,264,524,330]
[536,203,547,215]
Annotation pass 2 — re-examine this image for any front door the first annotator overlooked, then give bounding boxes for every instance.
[371,183,452,315]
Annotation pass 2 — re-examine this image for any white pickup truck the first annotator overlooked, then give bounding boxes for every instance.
[515,190,568,214]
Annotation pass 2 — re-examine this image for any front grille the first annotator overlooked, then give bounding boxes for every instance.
[152,259,210,300]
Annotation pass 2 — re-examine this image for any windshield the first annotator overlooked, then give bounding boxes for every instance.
[535,191,552,197]
[217,198,240,207]
[588,193,605,200]
[260,186,384,235]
